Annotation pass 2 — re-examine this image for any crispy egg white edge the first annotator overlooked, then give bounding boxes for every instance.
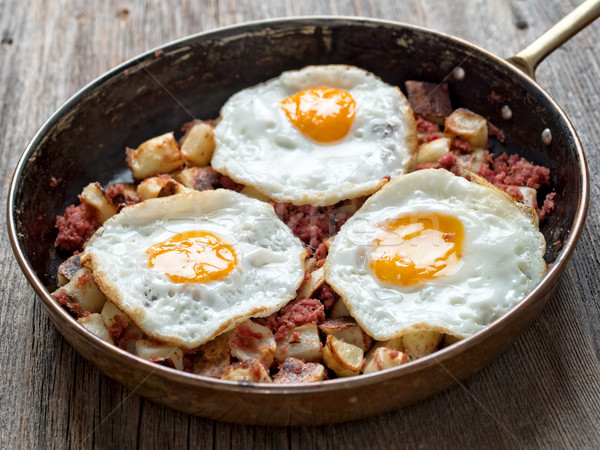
[81,189,307,349]
[323,168,547,341]
[211,64,418,206]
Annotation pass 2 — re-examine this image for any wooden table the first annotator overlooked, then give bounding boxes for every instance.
[1,0,599,448]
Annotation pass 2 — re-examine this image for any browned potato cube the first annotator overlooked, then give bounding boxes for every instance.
[363,347,410,374]
[180,121,216,167]
[53,267,106,313]
[221,359,272,383]
[192,333,232,378]
[296,267,325,300]
[100,300,131,337]
[136,175,191,201]
[405,81,453,125]
[275,323,322,363]
[126,132,184,179]
[230,320,276,368]
[57,254,82,287]
[402,330,443,359]
[415,138,451,165]
[273,358,326,383]
[329,299,351,318]
[176,166,221,191]
[78,182,117,223]
[77,313,112,343]
[134,339,184,371]
[444,108,488,148]
[323,334,363,377]
[318,317,372,352]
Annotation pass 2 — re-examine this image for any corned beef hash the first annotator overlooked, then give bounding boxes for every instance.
[52,65,553,383]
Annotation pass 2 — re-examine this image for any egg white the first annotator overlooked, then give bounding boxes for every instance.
[80,190,306,349]
[211,65,417,206]
[324,169,547,340]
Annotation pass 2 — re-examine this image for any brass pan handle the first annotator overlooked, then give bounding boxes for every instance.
[507,0,600,79]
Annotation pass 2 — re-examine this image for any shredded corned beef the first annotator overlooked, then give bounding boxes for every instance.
[415,152,461,176]
[108,316,129,342]
[315,284,337,310]
[55,203,100,252]
[538,192,556,222]
[313,243,328,267]
[452,138,473,154]
[416,117,440,134]
[477,153,550,189]
[274,298,325,343]
[272,203,348,249]
[52,290,82,317]
[487,121,506,143]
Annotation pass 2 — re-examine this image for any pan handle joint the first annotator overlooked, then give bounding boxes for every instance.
[506,0,600,79]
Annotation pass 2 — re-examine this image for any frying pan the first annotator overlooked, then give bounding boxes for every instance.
[7,0,598,425]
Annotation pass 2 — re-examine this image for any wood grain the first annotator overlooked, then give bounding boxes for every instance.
[1,0,599,448]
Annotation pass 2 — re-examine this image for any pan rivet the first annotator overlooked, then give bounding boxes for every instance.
[453,67,465,80]
[501,105,512,120]
[542,128,552,145]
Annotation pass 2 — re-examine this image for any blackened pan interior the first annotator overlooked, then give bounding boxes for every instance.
[12,18,584,299]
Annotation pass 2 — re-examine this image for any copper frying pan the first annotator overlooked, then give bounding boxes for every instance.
[7,0,598,425]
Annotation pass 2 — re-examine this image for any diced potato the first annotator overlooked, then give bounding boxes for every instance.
[230,320,276,368]
[77,313,112,343]
[275,323,322,363]
[100,300,131,336]
[54,267,106,313]
[405,80,453,125]
[180,121,216,167]
[329,299,351,318]
[444,108,488,148]
[221,358,272,383]
[457,147,487,171]
[193,333,232,378]
[136,175,192,201]
[109,182,140,209]
[135,339,184,371]
[176,166,220,191]
[240,185,271,202]
[322,335,364,378]
[78,182,117,223]
[516,186,537,208]
[363,347,410,374]
[296,267,325,300]
[318,317,372,352]
[273,358,326,383]
[416,138,451,165]
[402,330,443,359]
[126,132,184,179]
[57,254,82,287]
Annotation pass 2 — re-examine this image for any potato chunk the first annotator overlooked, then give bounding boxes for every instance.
[275,323,322,363]
[180,121,216,167]
[176,166,220,191]
[135,339,184,371]
[192,333,231,378]
[126,132,184,179]
[329,299,351,318]
[57,254,82,287]
[53,267,106,314]
[221,359,272,383]
[416,138,451,165]
[322,335,364,377]
[136,175,191,201]
[318,317,372,352]
[402,330,443,359]
[296,267,325,300]
[77,313,112,343]
[273,358,326,383]
[100,300,130,338]
[444,108,488,148]
[230,320,276,368]
[78,182,117,224]
[363,347,410,374]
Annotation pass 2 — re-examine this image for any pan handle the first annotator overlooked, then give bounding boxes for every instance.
[506,0,600,79]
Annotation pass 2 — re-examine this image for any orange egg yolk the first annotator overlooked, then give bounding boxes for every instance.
[280,87,356,143]
[370,213,464,286]
[147,231,237,283]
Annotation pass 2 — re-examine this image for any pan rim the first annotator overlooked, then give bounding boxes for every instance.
[7,16,590,395]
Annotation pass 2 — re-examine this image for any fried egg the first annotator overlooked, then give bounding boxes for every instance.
[324,169,546,340]
[211,65,417,206]
[80,190,306,349]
